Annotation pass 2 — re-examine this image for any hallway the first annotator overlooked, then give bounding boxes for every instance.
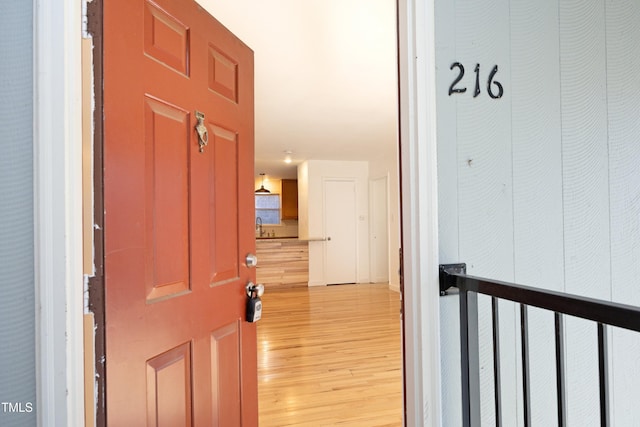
[257,283,403,426]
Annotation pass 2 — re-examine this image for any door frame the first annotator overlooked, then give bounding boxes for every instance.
[33,0,442,426]
[397,0,442,425]
[34,0,85,425]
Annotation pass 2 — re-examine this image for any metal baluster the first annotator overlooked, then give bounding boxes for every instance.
[598,323,610,427]
[520,304,531,427]
[492,297,502,427]
[460,290,480,427]
[555,312,566,427]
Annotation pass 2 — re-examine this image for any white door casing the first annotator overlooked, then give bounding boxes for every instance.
[34,0,85,425]
[397,0,442,425]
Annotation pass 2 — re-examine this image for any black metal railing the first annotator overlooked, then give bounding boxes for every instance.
[439,263,640,427]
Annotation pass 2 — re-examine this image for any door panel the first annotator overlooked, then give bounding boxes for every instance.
[211,322,242,426]
[146,343,193,427]
[143,96,191,301]
[104,0,256,425]
[143,1,190,76]
[208,45,239,102]
[209,124,240,285]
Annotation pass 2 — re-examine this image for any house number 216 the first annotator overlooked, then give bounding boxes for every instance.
[448,62,504,99]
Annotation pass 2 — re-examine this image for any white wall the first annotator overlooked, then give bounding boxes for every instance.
[298,162,310,240]
[435,0,640,425]
[298,160,370,286]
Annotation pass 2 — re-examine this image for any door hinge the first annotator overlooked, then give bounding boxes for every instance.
[398,247,403,290]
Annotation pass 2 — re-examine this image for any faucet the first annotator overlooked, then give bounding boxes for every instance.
[255,216,265,237]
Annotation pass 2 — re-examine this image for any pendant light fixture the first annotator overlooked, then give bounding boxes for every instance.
[255,173,270,193]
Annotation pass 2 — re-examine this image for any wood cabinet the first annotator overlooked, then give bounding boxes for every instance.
[281,179,298,220]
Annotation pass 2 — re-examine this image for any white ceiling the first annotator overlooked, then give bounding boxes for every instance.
[199,0,399,180]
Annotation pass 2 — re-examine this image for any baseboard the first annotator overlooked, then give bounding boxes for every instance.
[307,281,326,287]
[389,282,400,293]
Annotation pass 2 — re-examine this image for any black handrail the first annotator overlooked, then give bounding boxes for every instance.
[439,263,640,427]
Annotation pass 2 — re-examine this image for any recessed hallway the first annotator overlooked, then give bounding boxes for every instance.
[257,283,403,427]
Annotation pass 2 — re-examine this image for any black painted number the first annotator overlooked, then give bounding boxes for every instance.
[473,64,481,98]
[487,65,504,99]
[448,62,467,95]
[448,62,503,99]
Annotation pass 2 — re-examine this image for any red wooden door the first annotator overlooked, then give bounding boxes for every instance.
[103,0,256,425]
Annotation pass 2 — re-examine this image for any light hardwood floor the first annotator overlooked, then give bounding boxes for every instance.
[257,283,403,427]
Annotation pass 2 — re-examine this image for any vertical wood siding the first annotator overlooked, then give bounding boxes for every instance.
[436,0,640,424]
[511,0,563,424]
[559,0,610,423]
[606,0,640,422]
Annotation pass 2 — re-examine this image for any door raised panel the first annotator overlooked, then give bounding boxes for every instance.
[144,0,190,76]
[144,95,191,301]
[208,44,238,103]
[209,124,239,285]
[146,342,193,427]
[211,322,242,426]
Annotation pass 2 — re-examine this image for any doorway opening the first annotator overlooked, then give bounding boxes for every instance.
[87,0,406,425]
[202,0,404,425]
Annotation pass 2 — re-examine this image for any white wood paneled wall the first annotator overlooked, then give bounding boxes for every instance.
[606,0,640,423]
[435,0,640,425]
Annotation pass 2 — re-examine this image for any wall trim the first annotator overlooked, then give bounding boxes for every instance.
[308,281,327,287]
[397,0,441,425]
[33,0,85,425]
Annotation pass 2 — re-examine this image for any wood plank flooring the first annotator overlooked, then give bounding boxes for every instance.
[257,283,403,427]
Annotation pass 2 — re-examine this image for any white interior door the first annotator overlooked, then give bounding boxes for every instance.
[370,176,389,283]
[324,179,357,284]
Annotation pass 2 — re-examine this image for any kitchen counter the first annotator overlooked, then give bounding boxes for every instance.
[256,237,326,242]
[256,236,298,241]
[255,239,309,288]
